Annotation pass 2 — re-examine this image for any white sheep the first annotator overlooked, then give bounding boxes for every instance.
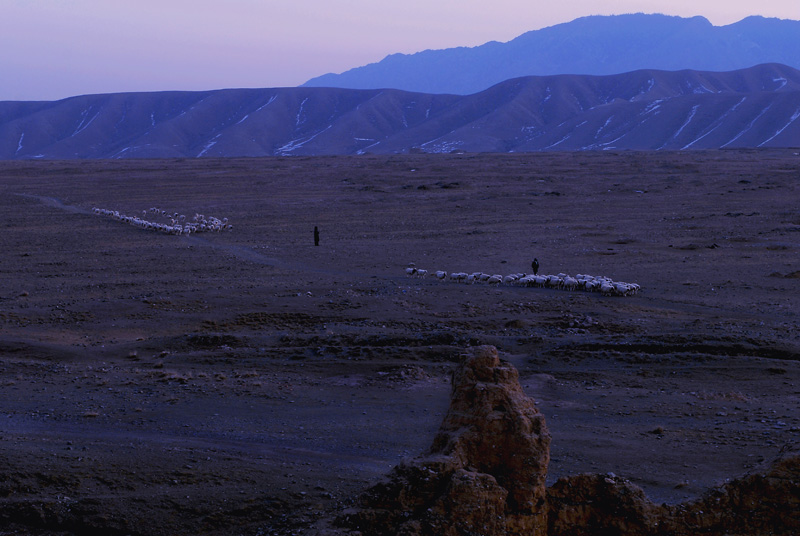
[93,206,230,236]
[403,264,639,297]
[546,275,563,289]
[613,282,640,296]
[600,282,616,296]
[583,279,600,292]
[449,272,468,283]
[517,275,536,287]
[531,275,547,287]
[563,276,579,291]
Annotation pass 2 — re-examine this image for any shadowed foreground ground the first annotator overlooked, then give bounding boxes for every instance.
[0,150,797,534]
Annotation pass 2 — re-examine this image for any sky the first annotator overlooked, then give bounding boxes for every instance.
[2,0,799,102]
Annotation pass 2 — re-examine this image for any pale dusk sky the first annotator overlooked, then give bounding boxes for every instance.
[2,0,798,101]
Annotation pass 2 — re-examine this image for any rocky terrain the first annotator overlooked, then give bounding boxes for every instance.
[315,346,798,535]
[0,150,798,534]
[330,345,551,536]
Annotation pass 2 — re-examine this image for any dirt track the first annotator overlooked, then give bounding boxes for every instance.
[0,151,798,534]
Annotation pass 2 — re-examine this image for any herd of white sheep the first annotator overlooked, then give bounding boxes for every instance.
[91,204,636,297]
[405,265,640,297]
[92,206,232,235]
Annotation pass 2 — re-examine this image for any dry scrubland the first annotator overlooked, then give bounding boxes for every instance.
[0,150,798,534]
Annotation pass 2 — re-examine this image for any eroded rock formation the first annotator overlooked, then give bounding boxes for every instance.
[319,345,799,536]
[336,345,551,535]
[547,445,800,535]
[672,446,799,535]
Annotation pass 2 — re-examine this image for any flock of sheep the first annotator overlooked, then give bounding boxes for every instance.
[90,204,636,296]
[92,206,232,235]
[405,265,640,297]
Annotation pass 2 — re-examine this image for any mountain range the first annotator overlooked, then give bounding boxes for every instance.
[303,14,800,96]
[1,63,799,159]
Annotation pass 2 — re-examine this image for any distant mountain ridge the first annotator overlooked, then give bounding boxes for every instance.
[1,64,799,159]
[303,14,800,95]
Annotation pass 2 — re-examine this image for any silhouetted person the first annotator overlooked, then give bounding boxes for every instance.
[531,258,539,275]
[314,226,320,246]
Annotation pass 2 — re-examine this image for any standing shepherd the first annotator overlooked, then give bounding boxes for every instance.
[314,226,320,246]
[531,258,539,275]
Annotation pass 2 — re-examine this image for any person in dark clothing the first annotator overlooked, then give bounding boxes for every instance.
[531,258,539,275]
[314,226,320,246]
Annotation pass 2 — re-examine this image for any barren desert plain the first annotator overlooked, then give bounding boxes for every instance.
[0,150,798,534]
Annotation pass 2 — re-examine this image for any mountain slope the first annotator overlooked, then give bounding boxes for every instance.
[303,14,800,95]
[1,64,799,159]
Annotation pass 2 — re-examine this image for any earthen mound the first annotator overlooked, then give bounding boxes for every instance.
[335,345,551,535]
[547,445,800,535]
[320,345,799,536]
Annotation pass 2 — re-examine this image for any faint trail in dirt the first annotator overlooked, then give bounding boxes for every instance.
[16,193,358,277]
[183,235,303,271]
[14,193,93,215]
[184,234,396,282]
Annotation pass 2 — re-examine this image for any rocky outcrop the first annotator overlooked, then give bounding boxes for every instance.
[667,445,800,535]
[318,345,798,536]
[547,474,661,536]
[547,445,800,536]
[336,345,551,535]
